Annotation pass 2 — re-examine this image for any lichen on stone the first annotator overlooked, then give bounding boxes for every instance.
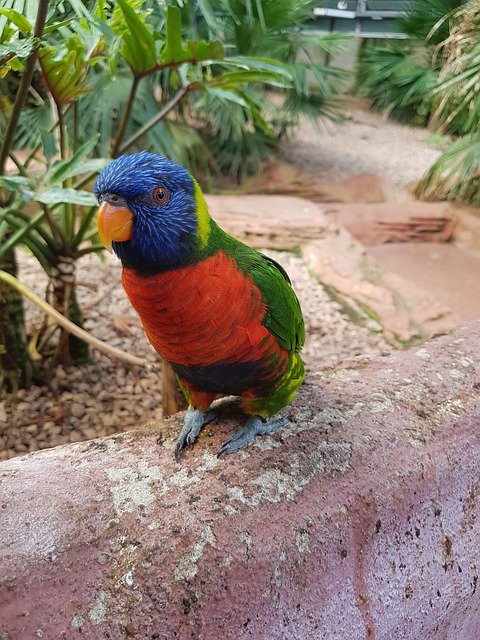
[174,525,217,582]
[88,590,111,624]
[106,459,164,516]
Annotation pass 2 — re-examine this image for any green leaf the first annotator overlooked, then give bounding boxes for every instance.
[223,56,293,79]
[1,212,55,271]
[91,14,117,48]
[0,344,5,355]
[45,134,101,185]
[0,219,9,244]
[72,205,100,247]
[44,18,75,34]
[161,6,223,66]
[186,39,224,62]
[195,0,222,37]
[416,133,480,204]
[0,210,45,259]
[254,0,267,32]
[2,207,58,252]
[356,43,437,125]
[36,188,97,206]
[38,34,92,104]
[40,128,58,160]
[0,175,35,200]
[161,6,187,65]
[55,158,111,182]
[14,102,53,152]
[201,88,249,108]
[115,0,157,76]
[0,8,32,33]
[209,69,289,89]
[0,36,37,70]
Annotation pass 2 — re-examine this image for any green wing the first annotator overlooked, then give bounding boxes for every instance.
[251,251,305,354]
[229,242,305,353]
[205,222,305,354]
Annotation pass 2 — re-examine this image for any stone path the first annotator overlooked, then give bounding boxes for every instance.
[368,243,480,325]
[280,102,441,188]
[278,105,480,331]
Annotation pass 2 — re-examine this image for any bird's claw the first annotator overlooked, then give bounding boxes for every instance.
[174,408,216,460]
[217,414,290,456]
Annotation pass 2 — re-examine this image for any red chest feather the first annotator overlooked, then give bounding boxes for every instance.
[121,251,286,368]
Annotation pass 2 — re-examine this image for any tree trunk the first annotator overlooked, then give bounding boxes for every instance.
[162,360,187,416]
[0,244,31,392]
[42,256,89,365]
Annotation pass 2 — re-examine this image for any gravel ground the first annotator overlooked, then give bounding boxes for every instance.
[280,105,441,188]
[1,247,390,459]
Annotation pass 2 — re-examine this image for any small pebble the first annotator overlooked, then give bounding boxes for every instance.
[71,404,86,419]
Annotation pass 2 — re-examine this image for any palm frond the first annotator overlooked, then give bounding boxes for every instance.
[13,101,54,154]
[148,120,215,177]
[416,132,480,203]
[398,0,463,45]
[356,43,438,125]
[429,0,480,135]
[76,66,135,155]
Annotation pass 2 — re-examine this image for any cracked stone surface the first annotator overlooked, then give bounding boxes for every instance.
[1,322,480,639]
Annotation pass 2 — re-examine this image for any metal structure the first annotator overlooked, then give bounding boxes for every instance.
[312,1,409,38]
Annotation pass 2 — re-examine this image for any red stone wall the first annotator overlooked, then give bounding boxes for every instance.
[1,322,479,639]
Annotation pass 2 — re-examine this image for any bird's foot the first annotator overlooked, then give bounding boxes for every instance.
[218,414,290,456]
[175,407,216,460]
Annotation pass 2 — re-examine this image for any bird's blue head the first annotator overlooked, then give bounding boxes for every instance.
[94,152,211,274]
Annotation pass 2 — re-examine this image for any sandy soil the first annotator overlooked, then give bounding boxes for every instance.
[280,105,441,188]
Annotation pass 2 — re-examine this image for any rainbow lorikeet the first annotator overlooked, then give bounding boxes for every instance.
[94,152,305,457]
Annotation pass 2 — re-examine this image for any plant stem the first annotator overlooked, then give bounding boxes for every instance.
[73,101,79,151]
[41,204,68,251]
[25,144,41,168]
[0,210,45,258]
[119,84,190,154]
[5,206,58,254]
[57,104,67,159]
[8,153,27,176]
[73,244,106,259]
[112,76,140,157]
[0,270,147,368]
[57,105,75,243]
[0,0,49,176]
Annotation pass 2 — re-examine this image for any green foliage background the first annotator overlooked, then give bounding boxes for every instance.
[356,0,463,127]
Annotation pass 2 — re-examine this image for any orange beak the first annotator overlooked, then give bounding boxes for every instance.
[97,202,134,252]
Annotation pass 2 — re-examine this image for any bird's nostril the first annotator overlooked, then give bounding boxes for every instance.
[106,193,126,207]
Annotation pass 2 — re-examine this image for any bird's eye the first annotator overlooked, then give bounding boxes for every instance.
[152,185,169,206]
